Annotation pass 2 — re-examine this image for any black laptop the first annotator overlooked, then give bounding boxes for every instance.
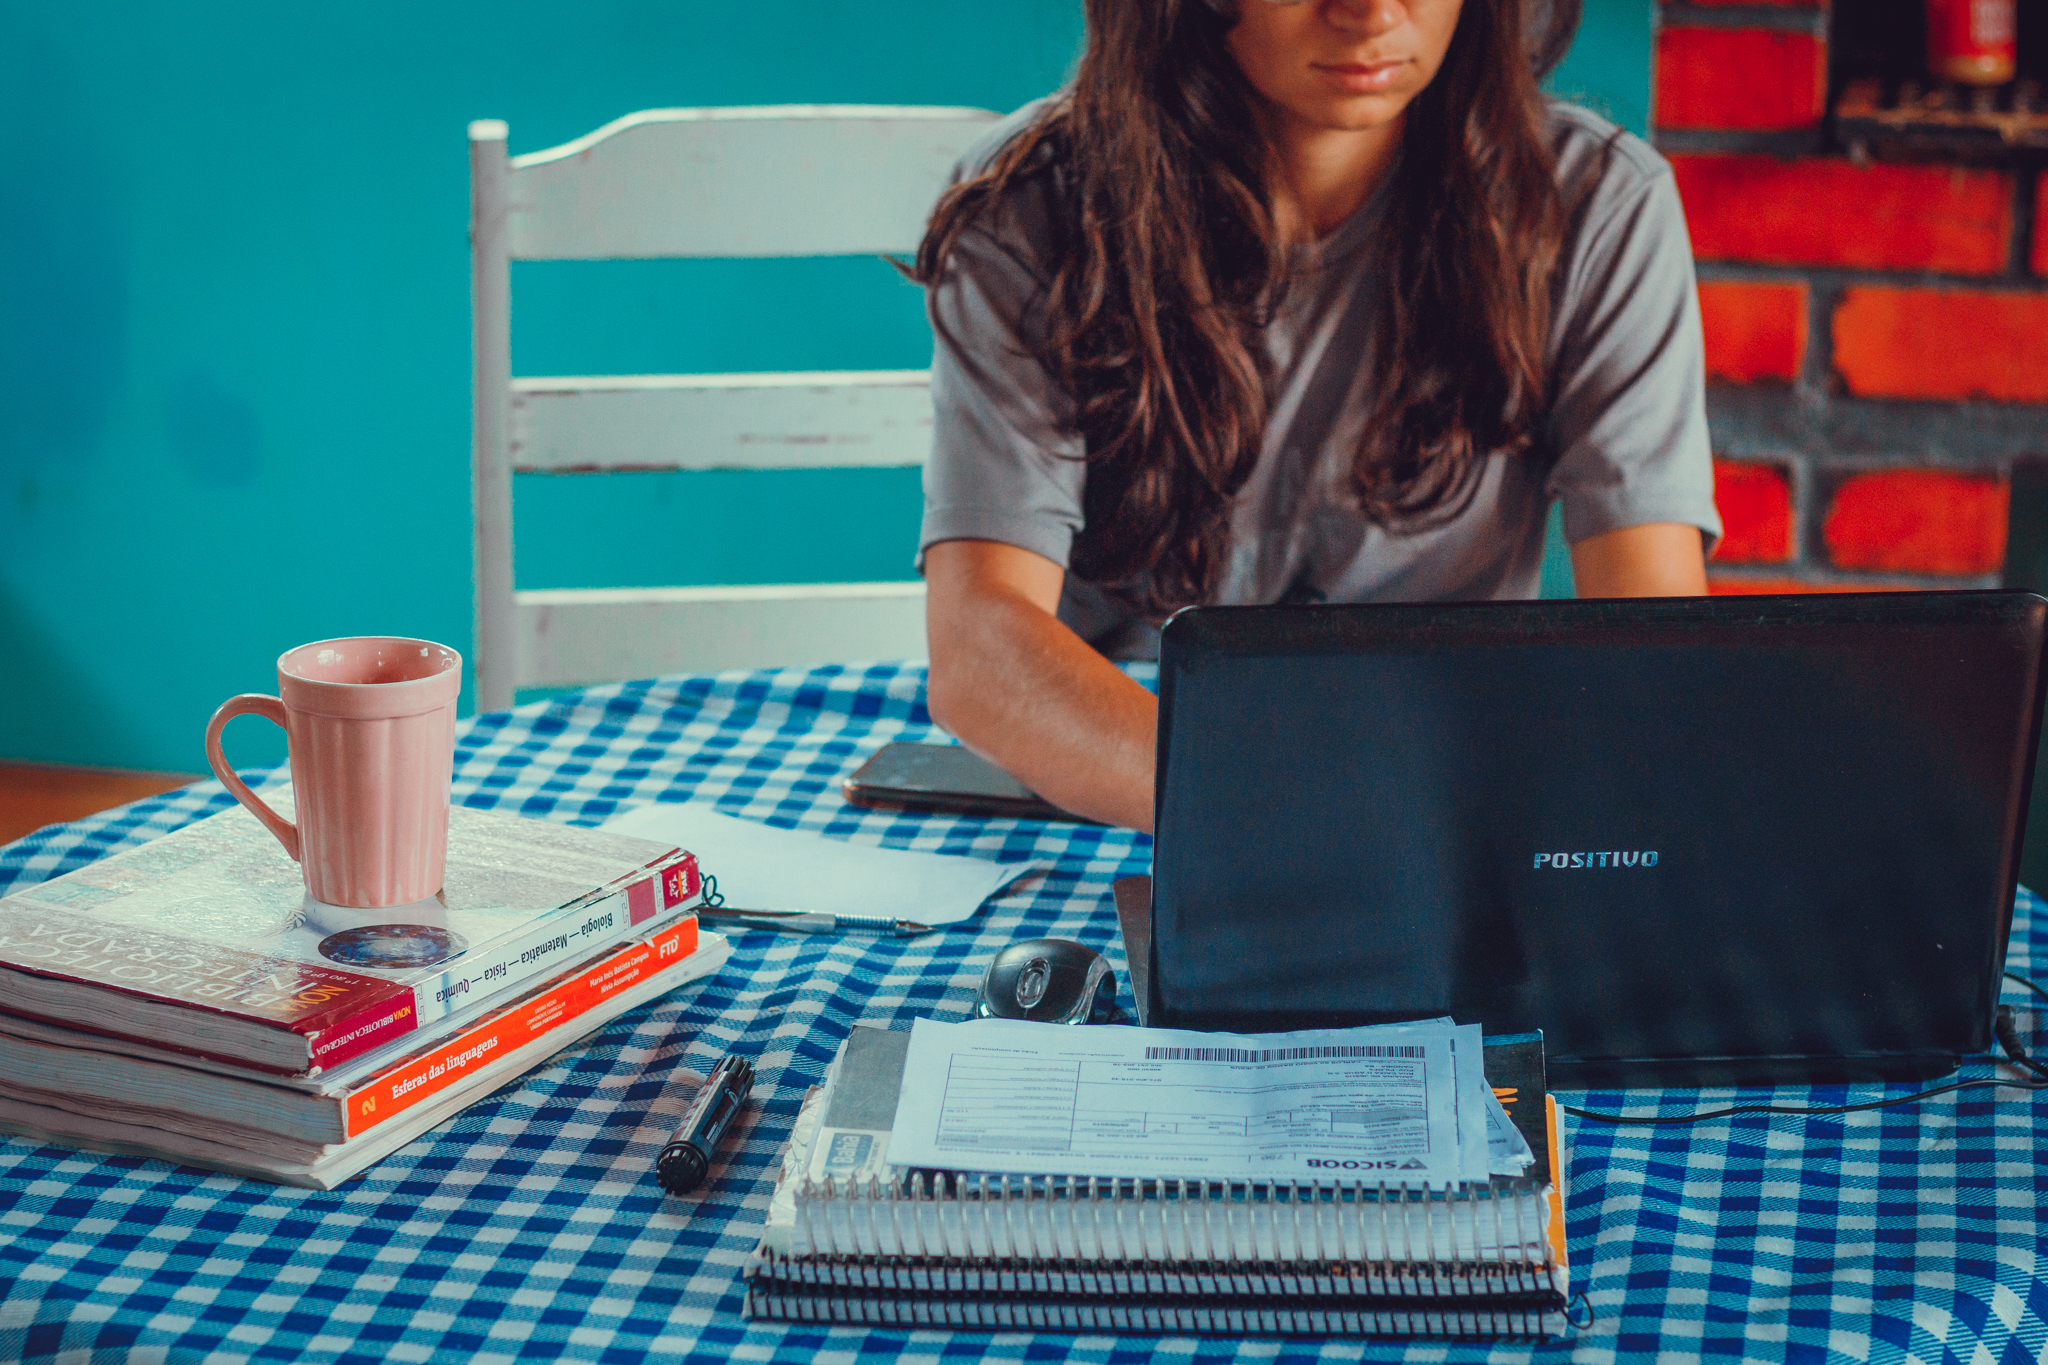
[1147,592,2048,1087]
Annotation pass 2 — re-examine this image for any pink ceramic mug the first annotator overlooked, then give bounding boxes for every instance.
[205,637,463,908]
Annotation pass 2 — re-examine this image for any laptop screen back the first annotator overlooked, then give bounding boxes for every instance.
[1150,593,2048,1086]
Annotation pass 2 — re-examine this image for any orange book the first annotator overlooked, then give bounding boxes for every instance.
[345,916,697,1137]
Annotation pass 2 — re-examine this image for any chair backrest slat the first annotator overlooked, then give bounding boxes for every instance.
[510,371,934,472]
[516,585,929,687]
[507,105,998,260]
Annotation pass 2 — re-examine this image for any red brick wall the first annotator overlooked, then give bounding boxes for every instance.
[1655,0,2043,594]
[1656,29,1824,132]
[2034,174,2048,278]
[1710,461,1794,562]
[1671,158,2012,276]
[1832,291,2048,403]
[1697,282,1806,384]
[1822,471,2010,575]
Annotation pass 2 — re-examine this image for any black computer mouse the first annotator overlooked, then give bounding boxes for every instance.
[974,938,1118,1024]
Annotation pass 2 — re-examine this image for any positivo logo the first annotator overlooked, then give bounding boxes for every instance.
[1534,851,1658,869]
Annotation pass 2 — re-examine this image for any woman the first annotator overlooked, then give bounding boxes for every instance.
[912,0,1719,833]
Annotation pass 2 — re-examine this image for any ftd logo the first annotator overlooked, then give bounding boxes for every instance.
[658,935,679,958]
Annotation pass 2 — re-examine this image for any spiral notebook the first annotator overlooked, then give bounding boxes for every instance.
[744,1025,1570,1339]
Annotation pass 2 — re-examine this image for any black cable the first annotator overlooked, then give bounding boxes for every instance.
[1994,1004,2048,1079]
[2005,968,2048,1006]
[1562,1076,2048,1125]
[1564,970,2048,1125]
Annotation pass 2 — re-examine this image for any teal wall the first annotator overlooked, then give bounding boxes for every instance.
[1,1,1651,775]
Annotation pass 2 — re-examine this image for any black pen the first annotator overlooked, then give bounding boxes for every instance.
[656,1052,754,1196]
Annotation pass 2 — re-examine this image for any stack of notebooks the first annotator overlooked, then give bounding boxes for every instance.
[0,791,730,1187]
[748,1021,1570,1339]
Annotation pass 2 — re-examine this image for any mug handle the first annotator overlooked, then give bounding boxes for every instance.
[204,694,301,862]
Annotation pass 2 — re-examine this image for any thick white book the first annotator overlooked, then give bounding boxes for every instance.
[0,793,703,1072]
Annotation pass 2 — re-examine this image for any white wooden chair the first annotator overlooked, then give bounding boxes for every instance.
[468,105,1001,712]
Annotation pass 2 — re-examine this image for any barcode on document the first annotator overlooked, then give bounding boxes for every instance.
[1142,1045,1425,1063]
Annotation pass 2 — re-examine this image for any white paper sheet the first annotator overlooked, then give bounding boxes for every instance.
[885,1017,1477,1185]
[600,803,1031,927]
[1452,1022,1488,1176]
[1486,1085,1536,1175]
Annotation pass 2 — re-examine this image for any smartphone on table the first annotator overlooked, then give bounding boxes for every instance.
[842,742,1095,823]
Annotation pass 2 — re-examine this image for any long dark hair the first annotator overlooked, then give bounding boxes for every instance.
[913,0,1584,614]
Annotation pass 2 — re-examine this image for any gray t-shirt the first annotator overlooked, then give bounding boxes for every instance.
[917,100,1720,659]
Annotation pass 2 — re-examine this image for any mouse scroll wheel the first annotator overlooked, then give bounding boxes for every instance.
[1015,958,1052,1010]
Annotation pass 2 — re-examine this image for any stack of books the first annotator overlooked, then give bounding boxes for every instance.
[0,792,729,1187]
[747,1024,1570,1339]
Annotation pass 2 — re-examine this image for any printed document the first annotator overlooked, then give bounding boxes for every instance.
[886,1017,1480,1185]
[603,803,1031,926]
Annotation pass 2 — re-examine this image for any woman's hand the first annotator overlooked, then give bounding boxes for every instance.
[923,539,1159,834]
[1567,522,1709,597]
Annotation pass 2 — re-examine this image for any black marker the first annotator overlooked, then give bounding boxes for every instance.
[656,1052,753,1196]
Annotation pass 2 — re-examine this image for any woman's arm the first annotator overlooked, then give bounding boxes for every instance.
[924,539,1158,834]
[1568,521,1708,597]
[926,522,1703,836]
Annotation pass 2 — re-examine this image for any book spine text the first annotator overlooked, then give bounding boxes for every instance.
[305,992,421,1070]
[344,916,699,1138]
[406,853,701,1027]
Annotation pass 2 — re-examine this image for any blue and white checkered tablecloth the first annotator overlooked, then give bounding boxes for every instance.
[2,661,2045,1365]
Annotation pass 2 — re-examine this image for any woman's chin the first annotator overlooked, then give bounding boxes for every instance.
[1278,88,1416,135]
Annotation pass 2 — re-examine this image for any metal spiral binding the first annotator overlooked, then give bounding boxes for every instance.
[785,1172,1559,1299]
[746,1272,1567,1337]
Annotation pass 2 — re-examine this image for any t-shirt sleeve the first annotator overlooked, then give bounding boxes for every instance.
[1544,166,1722,554]
[916,219,1089,573]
